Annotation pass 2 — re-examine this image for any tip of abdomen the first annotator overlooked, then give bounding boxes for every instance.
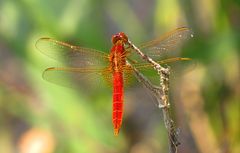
[114,128,120,136]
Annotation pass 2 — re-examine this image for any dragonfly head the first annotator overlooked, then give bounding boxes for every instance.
[112,32,128,44]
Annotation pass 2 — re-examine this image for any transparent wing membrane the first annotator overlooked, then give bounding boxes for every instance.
[131,57,191,69]
[42,67,112,89]
[128,57,194,85]
[136,27,193,60]
[36,38,109,68]
[37,27,194,89]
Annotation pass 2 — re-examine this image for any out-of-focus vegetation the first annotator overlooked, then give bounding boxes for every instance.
[0,0,239,153]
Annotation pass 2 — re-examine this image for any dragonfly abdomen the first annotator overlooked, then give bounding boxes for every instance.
[112,72,124,136]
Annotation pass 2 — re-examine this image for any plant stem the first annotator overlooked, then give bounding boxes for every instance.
[126,40,180,153]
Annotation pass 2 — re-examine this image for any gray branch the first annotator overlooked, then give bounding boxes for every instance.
[126,40,181,153]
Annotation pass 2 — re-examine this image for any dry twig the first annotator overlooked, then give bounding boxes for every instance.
[126,40,181,153]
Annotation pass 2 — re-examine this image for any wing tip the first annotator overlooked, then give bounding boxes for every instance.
[36,37,51,43]
[44,67,56,71]
[42,67,54,79]
[35,37,52,50]
[178,27,194,37]
[181,57,192,61]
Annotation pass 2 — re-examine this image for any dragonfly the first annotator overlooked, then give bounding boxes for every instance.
[36,27,193,136]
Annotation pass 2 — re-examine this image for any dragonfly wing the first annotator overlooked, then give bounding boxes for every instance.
[135,27,193,60]
[42,67,113,89]
[129,57,194,84]
[36,38,109,68]
[131,57,191,68]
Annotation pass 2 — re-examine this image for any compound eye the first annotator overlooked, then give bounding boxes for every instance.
[119,32,128,42]
[111,35,120,44]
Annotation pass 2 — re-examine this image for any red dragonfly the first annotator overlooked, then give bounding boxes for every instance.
[36,27,193,136]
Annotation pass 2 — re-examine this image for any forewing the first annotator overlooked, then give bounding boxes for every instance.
[135,27,193,60]
[36,38,109,68]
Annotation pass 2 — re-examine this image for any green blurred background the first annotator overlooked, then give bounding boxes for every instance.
[0,0,239,153]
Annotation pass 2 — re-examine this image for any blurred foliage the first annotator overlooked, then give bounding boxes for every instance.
[0,0,239,153]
